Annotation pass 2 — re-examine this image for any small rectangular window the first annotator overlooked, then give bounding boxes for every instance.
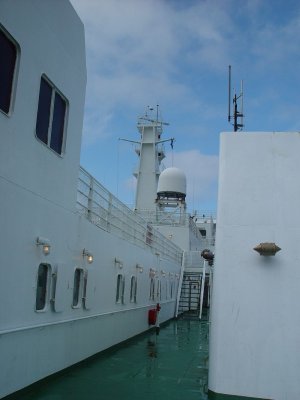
[130,276,137,303]
[72,268,84,307]
[36,263,51,311]
[116,274,125,303]
[150,278,155,301]
[36,76,67,155]
[0,28,17,114]
[36,78,52,144]
[50,93,66,153]
[199,229,206,238]
[156,279,161,301]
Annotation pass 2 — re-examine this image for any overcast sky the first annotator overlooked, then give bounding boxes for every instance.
[70,0,300,213]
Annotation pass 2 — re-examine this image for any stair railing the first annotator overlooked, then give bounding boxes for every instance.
[175,251,186,318]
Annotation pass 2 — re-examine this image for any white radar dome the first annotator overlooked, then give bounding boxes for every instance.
[157,167,186,198]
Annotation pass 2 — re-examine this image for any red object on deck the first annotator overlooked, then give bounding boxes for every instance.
[148,309,157,325]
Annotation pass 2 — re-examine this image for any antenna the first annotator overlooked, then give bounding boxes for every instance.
[228,65,231,123]
[241,79,244,128]
[139,104,169,126]
[228,65,244,132]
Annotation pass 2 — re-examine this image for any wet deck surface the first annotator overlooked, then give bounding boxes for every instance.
[13,316,209,400]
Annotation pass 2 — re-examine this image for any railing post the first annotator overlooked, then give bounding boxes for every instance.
[175,251,185,318]
[199,259,207,320]
[107,193,112,232]
[87,176,94,222]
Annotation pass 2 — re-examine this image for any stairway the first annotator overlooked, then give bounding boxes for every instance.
[177,272,203,318]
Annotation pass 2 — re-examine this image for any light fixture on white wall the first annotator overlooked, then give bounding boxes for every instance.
[136,264,143,273]
[253,242,281,256]
[114,257,123,269]
[149,268,156,278]
[83,248,93,264]
[36,237,51,255]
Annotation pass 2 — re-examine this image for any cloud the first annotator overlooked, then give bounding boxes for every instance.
[70,0,236,143]
[81,109,114,145]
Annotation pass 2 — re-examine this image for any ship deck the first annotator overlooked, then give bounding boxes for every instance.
[7,314,209,400]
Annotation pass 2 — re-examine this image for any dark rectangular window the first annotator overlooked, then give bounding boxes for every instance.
[72,268,83,307]
[36,78,52,144]
[130,276,137,303]
[36,263,50,311]
[150,278,155,301]
[116,274,125,304]
[50,93,66,154]
[35,76,67,155]
[0,28,17,114]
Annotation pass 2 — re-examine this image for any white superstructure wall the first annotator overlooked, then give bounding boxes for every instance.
[209,132,300,400]
[0,0,86,211]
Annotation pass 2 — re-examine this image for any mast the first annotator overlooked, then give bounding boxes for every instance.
[135,106,175,212]
[120,106,174,212]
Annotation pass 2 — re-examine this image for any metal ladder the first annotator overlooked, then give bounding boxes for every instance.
[177,272,202,318]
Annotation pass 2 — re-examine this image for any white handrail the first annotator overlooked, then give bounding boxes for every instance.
[77,166,182,264]
[199,259,207,320]
[175,251,186,318]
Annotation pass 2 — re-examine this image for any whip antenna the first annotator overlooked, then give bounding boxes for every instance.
[228,65,231,123]
[228,65,244,132]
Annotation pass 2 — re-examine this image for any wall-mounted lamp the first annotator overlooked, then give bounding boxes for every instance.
[136,264,143,273]
[161,270,166,277]
[83,248,93,264]
[253,242,281,256]
[36,237,51,255]
[149,268,156,278]
[115,257,123,269]
[201,249,214,261]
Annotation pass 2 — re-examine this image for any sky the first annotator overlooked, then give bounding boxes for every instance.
[70,0,300,213]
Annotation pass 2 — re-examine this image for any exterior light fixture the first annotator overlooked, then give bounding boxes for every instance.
[201,249,214,261]
[114,257,123,268]
[253,242,281,256]
[36,237,51,255]
[149,268,156,278]
[83,248,93,264]
[161,270,166,277]
[136,264,143,273]
[201,248,214,266]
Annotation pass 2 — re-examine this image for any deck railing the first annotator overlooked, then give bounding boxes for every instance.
[77,167,182,264]
[134,210,216,243]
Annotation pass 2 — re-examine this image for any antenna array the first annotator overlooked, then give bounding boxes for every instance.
[228,65,244,132]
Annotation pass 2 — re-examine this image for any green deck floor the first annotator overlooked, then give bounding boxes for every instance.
[11,316,209,400]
